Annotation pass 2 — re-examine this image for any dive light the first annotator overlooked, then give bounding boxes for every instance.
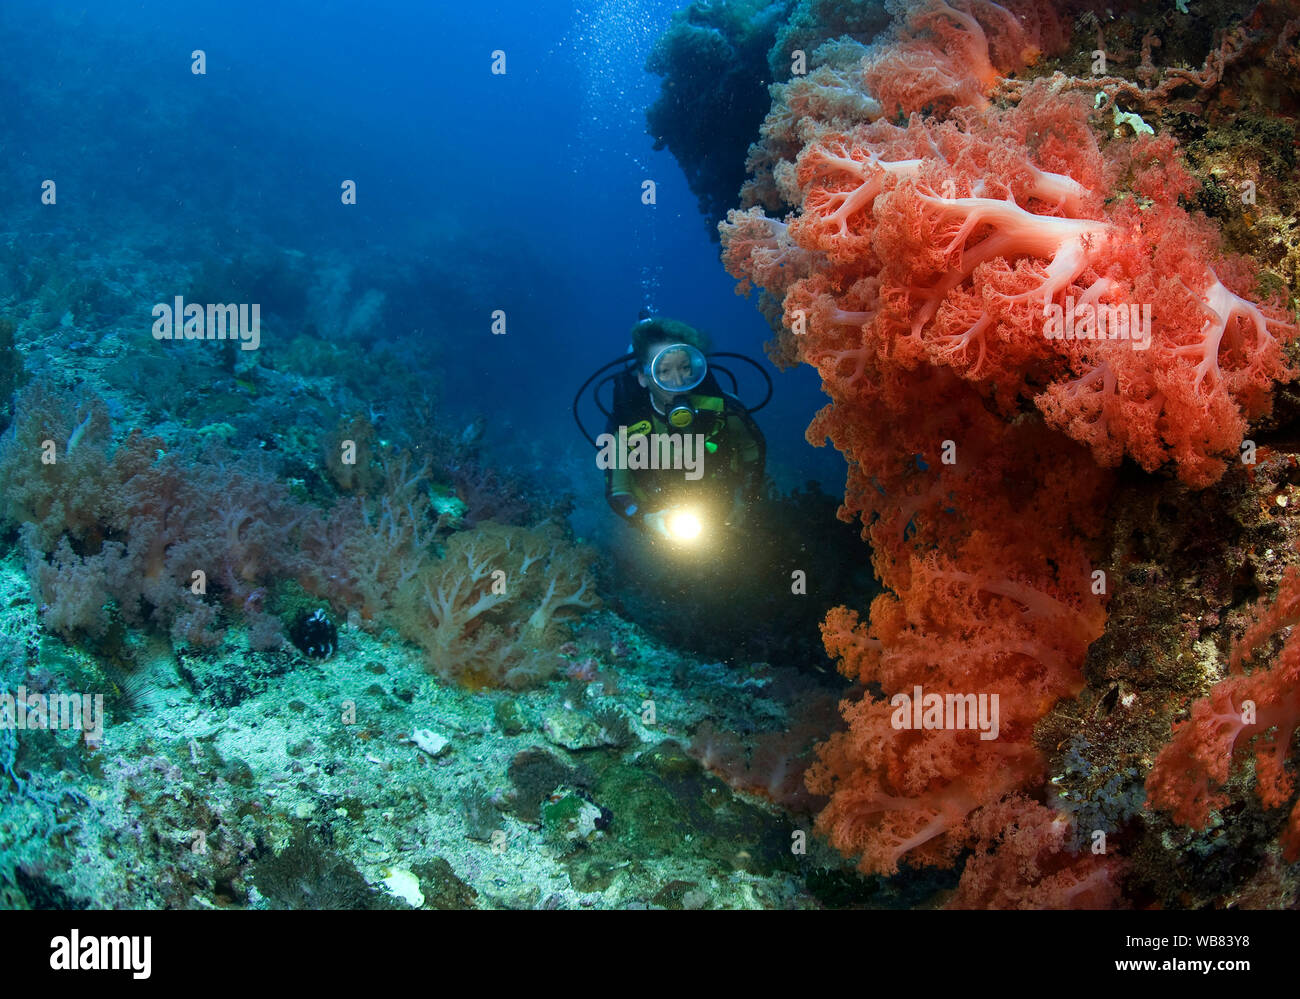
[665,508,703,543]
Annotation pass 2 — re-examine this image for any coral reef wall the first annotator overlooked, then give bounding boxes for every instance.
[719,0,1300,906]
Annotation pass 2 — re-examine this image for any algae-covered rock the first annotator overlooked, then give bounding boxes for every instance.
[541,791,605,850]
[541,707,615,751]
[592,763,685,856]
[493,697,527,735]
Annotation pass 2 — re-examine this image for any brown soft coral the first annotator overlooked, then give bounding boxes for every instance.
[1,382,602,683]
[3,382,322,645]
[312,450,436,623]
[0,379,118,548]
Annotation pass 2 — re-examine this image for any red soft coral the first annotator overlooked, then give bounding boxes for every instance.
[1146,566,1300,857]
[864,0,1049,118]
[719,0,1298,892]
[730,83,1296,487]
[808,508,1107,874]
[947,796,1126,909]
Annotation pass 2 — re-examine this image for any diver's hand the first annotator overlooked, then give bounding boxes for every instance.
[643,509,672,540]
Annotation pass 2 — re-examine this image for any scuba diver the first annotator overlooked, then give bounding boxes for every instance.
[574,316,767,545]
[574,317,870,671]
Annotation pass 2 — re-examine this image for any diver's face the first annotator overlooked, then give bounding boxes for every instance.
[638,344,691,406]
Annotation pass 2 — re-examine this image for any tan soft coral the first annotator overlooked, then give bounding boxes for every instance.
[395,522,599,689]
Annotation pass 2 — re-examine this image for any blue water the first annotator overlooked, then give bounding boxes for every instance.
[1,0,840,549]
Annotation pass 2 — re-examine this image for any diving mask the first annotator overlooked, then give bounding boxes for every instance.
[646,343,707,394]
[647,343,707,428]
